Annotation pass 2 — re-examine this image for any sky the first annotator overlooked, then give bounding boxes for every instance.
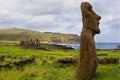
[0,0,120,42]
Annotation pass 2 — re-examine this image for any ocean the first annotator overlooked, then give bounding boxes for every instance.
[58,43,120,50]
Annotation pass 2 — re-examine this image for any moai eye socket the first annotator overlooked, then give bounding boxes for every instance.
[87,5,92,11]
[87,7,91,11]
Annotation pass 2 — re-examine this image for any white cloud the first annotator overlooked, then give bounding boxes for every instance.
[0,0,120,42]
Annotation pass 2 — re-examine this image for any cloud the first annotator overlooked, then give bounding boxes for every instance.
[0,0,120,42]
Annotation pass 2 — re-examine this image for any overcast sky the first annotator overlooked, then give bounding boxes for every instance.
[0,0,120,42]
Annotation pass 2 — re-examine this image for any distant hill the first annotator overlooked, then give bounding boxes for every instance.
[0,28,39,34]
[0,28,79,43]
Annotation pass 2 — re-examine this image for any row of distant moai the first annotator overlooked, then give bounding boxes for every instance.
[20,39,40,47]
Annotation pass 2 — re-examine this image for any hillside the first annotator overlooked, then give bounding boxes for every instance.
[0,28,79,43]
[0,28,40,34]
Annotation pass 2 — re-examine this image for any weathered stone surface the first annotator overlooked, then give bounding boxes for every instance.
[97,58,119,64]
[76,2,101,80]
[53,58,119,67]
[0,56,5,61]
[0,56,36,70]
[20,39,40,47]
[53,58,77,65]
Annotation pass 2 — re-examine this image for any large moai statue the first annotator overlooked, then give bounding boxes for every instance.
[76,2,101,80]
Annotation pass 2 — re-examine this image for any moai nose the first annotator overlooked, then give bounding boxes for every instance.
[97,16,101,20]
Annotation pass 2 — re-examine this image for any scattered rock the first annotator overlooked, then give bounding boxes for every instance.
[56,58,77,64]
[41,60,47,65]
[0,56,5,61]
[29,73,36,77]
[7,55,12,58]
[53,57,119,66]
[0,56,36,69]
[97,58,119,64]
[53,58,77,67]
[97,54,107,56]
[14,57,35,67]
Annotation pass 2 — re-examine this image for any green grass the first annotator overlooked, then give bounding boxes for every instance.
[0,46,120,80]
[0,40,19,45]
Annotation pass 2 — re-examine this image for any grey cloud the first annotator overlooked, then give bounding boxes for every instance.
[0,0,120,42]
[9,0,79,16]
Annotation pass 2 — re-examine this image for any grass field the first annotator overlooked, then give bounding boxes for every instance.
[0,40,19,45]
[0,45,120,80]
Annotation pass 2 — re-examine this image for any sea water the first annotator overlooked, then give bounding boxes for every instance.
[58,43,120,50]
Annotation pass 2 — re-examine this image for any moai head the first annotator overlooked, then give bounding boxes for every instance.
[81,2,101,34]
[30,39,32,41]
[36,39,38,41]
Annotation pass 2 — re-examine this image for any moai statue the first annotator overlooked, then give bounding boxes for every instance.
[27,40,31,46]
[29,39,33,46]
[35,39,40,47]
[25,41,29,46]
[31,40,35,46]
[20,40,25,46]
[76,2,101,80]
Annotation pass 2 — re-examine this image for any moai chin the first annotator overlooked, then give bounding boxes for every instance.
[76,2,101,80]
